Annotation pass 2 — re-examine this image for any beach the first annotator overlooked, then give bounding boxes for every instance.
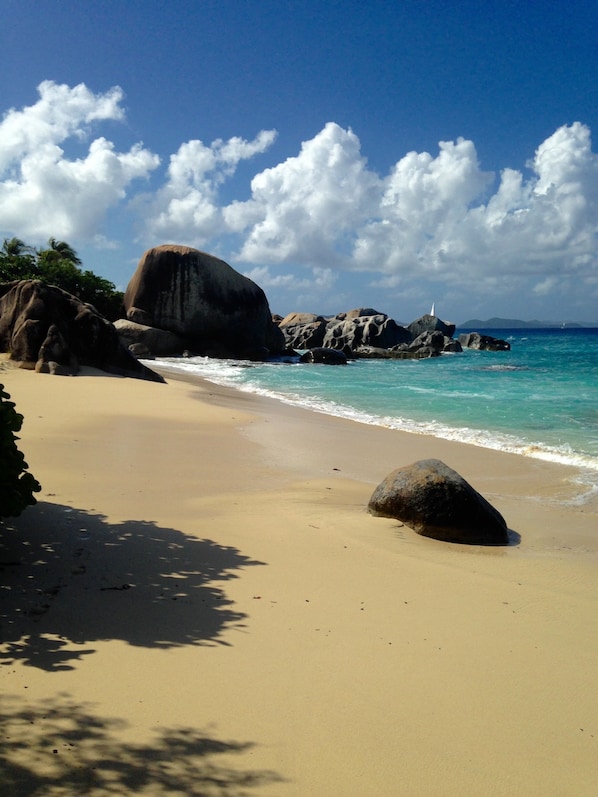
[1,365,597,796]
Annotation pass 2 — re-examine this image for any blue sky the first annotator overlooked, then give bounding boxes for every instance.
[1,0,597,323]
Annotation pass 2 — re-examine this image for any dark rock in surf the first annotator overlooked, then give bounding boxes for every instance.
[299,347,347,365]
[458,332,511,351]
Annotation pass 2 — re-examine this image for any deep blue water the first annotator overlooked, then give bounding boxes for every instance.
[151,328,598,479]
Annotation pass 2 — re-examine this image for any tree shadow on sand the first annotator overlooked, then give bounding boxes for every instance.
[0,693,284,796]
[0,502,265,671]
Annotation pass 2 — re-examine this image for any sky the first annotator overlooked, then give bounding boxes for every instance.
[1,0,597,324]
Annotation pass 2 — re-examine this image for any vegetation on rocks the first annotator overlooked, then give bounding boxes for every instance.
[0,237,123,321]
[0,384,41,518]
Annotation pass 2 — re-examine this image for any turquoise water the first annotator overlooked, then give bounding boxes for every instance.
[151,328,598,477]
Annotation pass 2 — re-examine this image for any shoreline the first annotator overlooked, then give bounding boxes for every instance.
[155,364,598,535]
[1,367,597,795]
[150,357,598,480]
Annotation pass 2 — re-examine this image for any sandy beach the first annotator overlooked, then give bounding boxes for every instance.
[1,365,597,796]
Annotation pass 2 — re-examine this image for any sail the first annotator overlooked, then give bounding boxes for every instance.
[430,302,435,317]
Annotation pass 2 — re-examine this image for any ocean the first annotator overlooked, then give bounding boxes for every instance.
[149,327,598,493]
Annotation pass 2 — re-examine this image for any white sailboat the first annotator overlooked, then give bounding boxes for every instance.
[430,302,435,317]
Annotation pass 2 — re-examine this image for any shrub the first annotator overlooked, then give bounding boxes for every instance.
[0,384,41,518]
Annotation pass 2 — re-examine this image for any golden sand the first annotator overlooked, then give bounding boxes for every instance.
[1,367,597,795]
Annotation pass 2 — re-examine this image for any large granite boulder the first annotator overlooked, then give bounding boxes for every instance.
[124,245,285,359]
[458,332,511,351]
[323,309,411,351]
[368,458,509,545]
[0,280,164,381]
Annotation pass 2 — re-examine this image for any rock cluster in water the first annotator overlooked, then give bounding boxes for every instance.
[277,308,508,361]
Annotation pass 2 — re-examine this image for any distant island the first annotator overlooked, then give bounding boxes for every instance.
[458,317,598,329]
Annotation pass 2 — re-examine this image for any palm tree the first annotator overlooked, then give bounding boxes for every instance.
[43,237,82,265]
[0,238,37,281]
[1,237,35,257]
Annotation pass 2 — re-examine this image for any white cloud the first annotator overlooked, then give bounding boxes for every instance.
[226,121,597,312]
[354,137,493,273]
[0,81,159,240]
[1,81,597,317]
[224,122,380,266]
[244,264,336,291]
[134,118,596,315]
[139,130,277,244]
[533,276,559,296]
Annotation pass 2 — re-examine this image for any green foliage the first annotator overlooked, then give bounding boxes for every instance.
[0,237,124,321]
[0,384,41,518]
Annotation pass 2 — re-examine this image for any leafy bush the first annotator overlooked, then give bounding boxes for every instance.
[0,384,41,518]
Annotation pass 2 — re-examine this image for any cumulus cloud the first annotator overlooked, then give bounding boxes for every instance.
[220,121,598,311]
[242,264,339,313]
[243,264,336,291]
[139,130,277,244]
[0,81,159,240]
[1,81,597,316]
[224,122,380,266]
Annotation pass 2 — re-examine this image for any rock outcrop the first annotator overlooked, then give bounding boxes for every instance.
[278,308,462,359]
[458,332,511,351]
[391,330,462,358]
[123,245,285,359]
[368,458,509,545]
[0,280,164,381]
[323,309,412,351]
[278,313,327,349]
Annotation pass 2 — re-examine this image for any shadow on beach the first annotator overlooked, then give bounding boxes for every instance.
[0,693,284,796]
[0,501,265,671]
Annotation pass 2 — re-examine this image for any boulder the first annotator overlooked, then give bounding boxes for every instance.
[408,314,456,339]
[114,318,189,357]
[408,330,446,356]
[278,313,327,350]
[458,332,511,351]
[368,458,509,545]
[406,331,462,356]
[336,307,384,320]
[442,338,463,353]
[279,312,324,326]
[124,245,285,359]
[299,347,347,365]
[0,280,164,381]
